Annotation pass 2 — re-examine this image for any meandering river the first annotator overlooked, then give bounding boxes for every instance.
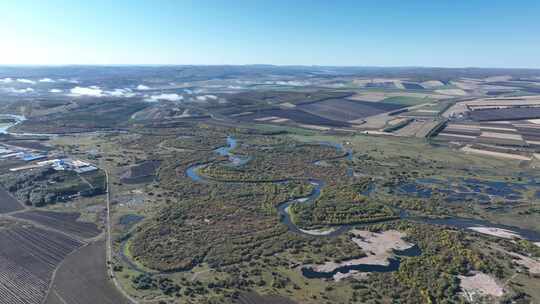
[185,136,540,244]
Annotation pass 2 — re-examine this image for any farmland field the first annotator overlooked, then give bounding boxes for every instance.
[380,96,433,106]
[44,240,129,304]
[120,160,161,184]
[13,210,101,239]
[298,99,404,122]
[236,108,351,127]
[470,107,540,121]
[401,82,425,90]
[0,223,83,304]
[0,187,24,213]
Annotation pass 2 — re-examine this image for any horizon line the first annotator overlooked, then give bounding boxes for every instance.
[0,64,540,71]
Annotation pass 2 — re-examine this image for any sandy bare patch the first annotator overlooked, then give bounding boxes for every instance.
[461,146,531,161]
[312,230,414,276]
[351,230,414,255]
[459,272,504,299]
[468,227,522,239]
[333,271,367,281]
[298,227,338,236]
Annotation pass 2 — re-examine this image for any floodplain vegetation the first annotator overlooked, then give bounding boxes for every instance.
[84,121,540,304]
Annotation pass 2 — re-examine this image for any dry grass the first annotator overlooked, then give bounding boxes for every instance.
[461,146,531,160]
[507,252,540,274]
[394,120,439,138]
[479,131,523,141]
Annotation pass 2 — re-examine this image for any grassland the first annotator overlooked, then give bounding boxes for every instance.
[77,120,538,303]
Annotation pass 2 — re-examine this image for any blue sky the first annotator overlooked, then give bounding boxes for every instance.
[0,0,539,67]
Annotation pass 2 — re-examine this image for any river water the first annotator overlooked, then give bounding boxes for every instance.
[186,136,540,240]
[182,136,540,276]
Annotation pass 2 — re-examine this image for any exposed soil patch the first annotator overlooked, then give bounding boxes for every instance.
[120,160,161,184]
[4,140,54,151]
[468,227,523,239]
[0,224,83,304]
[0,187,24,213]
[459,272,504,300]
[304,230,416,280]
[44,239,130,304]
[13,210,101,239]
[298,99,404,122]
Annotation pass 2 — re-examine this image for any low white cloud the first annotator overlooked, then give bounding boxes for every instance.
[183,89,193,94]
[0,78,13,84]
[106,88,136,98]
[69,86,139,98]
[39,78,55,83]
[16,78,36,85]
[145,93,183,102]
[3,87,34,94]
[196,95,218,102]
[49,89,62,93]
[70,86,104,97]
[136,84,151,90]
[274,80,310,86]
